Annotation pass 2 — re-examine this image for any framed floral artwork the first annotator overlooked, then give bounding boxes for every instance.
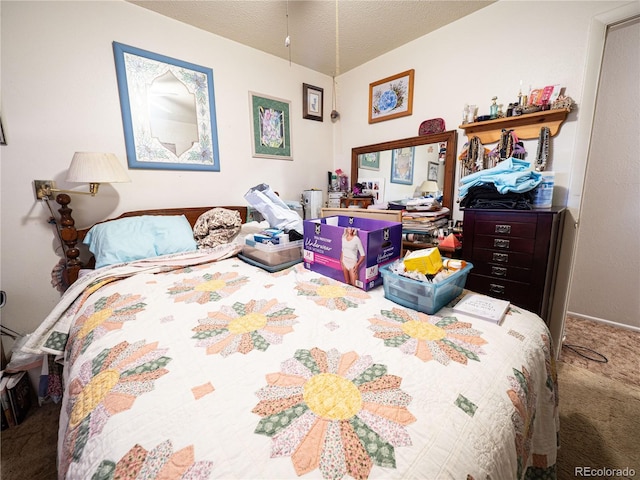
[390,147,414,184]
[358,152,380,171]
[249,92,293,160]
[369,69,414,124]
[302,83,323,121]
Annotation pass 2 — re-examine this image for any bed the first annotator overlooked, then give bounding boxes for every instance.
[24,204,559,480]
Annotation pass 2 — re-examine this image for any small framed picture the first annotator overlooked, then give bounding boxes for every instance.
[390,147,414,184]
[428,161,439,181]
[369,69,414,124]
[302,83,323,121]
[358,152,380,171]
[249,92,293,160]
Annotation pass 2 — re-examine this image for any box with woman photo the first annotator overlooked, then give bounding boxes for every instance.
[302,215,402,290]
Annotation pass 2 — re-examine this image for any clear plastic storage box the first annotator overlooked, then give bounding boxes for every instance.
[380,261,473,314]
[242,239,303,266]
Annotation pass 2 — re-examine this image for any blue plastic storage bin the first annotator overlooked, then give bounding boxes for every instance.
[380,261,473,314]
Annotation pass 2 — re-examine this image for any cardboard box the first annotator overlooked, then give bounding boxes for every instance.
[303,215,402,290]
[403,247,443,275]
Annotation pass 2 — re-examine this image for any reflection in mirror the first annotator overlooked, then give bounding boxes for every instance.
[148,71,198,156]
[351,131,458,211]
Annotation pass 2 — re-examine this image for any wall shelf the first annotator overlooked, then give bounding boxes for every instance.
[458,108,570,144]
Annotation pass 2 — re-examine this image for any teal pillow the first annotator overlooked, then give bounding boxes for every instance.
[84,215,197,268]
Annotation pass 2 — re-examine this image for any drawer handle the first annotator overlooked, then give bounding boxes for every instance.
[494,238,510,249]
[493,252,509,263]
[495,224,512,234]
[489,284,505,294]
[491,266,507,277]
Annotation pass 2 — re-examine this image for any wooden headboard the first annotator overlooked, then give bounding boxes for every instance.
[55,193,248,289]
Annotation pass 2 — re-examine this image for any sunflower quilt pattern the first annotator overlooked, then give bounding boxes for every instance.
[32,253,558,480]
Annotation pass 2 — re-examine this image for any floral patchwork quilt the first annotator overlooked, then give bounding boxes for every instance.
[27,248,559,480]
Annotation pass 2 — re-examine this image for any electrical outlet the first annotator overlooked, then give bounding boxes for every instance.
[34,180,56,200]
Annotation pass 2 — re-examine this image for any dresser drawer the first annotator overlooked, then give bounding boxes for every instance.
[466,273,541,312]
[462,207,566,322]
[473,235,536,254]
[471,262,532,283]
[475,220,537,238]
[471,248,534,269]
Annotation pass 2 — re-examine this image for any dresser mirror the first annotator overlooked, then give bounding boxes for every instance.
[351,130,457,211]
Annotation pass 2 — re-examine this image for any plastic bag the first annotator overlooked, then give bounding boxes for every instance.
[244,184,303,235]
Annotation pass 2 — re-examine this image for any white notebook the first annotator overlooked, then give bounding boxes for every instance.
[452,293,510,324]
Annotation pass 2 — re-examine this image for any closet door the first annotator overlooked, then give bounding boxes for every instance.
[567,17,639,328]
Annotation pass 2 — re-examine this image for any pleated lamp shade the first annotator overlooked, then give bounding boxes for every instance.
[65,152,130,184]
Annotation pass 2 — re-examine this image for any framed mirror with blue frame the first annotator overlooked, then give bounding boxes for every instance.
[113,42,220,171]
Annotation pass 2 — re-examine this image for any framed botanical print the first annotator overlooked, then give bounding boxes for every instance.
[369,69,414,123]
[249,92,293,160]
[390,147,414,184]
[358,152,380,171]
[302,83,323,121]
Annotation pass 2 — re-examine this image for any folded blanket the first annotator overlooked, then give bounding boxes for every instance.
[459,158,542,198]
[460,183,534,210]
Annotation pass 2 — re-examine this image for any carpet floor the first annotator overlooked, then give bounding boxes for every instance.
[1,316,638,480]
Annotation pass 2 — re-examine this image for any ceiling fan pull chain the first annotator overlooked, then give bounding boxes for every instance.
[285,0,291,65]
[330,0,340,121]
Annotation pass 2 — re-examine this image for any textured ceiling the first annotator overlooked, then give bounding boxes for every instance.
[128,1,494,76]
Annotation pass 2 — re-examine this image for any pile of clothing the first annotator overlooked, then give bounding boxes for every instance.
[459,158,542,210]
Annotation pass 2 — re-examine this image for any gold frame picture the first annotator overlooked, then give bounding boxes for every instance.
[369,69,414,124]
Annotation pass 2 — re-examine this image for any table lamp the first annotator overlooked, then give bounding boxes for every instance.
[420,180,439,197]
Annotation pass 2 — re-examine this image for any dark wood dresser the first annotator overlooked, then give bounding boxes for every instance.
[462,207,565,323]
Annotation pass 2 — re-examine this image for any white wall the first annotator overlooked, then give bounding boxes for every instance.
[0,0,334,342]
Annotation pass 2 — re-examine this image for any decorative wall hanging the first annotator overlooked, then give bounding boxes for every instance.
[419,118,446,136]
[112,42,220,171]
[390,147,414,184]
[249,92,293,160]
[302,83,323,121]
[369,69,414,124]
